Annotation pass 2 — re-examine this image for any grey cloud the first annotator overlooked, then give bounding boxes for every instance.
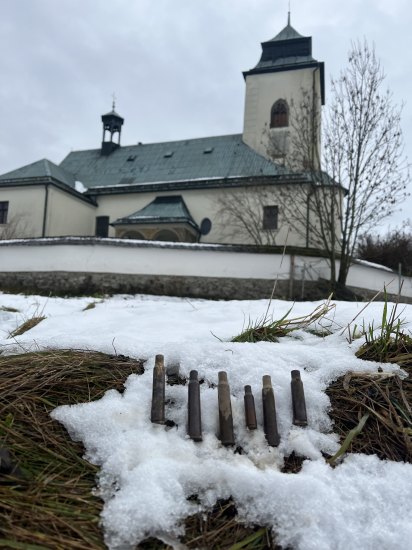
[0,0,411,226]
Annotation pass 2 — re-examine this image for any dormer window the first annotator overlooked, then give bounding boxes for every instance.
[270,99,289,128]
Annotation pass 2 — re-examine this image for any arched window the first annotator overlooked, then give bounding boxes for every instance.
[270,100,289,128]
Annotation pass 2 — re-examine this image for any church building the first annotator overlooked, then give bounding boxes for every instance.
[0,16,333,249]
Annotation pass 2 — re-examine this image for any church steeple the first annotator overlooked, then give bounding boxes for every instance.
[242,16,325,168]
[243,18,323,94]
[101,99,124,156]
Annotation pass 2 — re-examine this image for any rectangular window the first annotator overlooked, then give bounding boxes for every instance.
[0,201,9,224]
[95,216,110,237]
[262,205,278,230]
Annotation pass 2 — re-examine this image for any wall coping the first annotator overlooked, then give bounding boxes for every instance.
[0,236,329,258]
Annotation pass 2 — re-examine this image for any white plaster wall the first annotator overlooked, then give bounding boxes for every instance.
[0,185,45,238]
[46,187,96,236]
[243,67,322,162]
[0,241,411,298]
[346,263,407,297]
[94,186,306,247]
[294,256,407,297]
[0,242,290,280]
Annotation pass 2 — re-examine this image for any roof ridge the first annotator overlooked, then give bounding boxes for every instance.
[0,157,77,188]
[268,23,305,42]
[62,133,243,157]
[43,159,52,177]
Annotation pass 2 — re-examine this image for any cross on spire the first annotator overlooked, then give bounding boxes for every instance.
[288,0,291,25]
[112,92,116,112]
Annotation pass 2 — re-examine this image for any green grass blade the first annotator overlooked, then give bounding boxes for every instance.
[228,528,268,550]
[327,413,369,466]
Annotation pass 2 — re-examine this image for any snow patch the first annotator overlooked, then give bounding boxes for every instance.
[74,180,88,193]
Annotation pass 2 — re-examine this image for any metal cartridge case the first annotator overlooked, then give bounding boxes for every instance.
[244,385,257,430]
[262,375,280,447]
[188,370,202,441]
[150,354,165,424]
[291,370,308,427]
[217,371,235,446]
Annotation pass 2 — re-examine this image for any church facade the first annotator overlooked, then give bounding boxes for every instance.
[0,18,336,250]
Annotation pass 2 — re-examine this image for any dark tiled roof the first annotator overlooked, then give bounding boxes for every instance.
[268,24,304,42]
[243,22,325,104]
[253,55,316,71]
[113,196,198,229]
[243,20,317,73]
[0,158,76,188]
[102,109,123,119]
[59,134,290,190]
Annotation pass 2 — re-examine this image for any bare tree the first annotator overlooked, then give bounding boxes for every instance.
[216,186,284,246]
[357,222,412,276]
[325,40,409,286]
[0,214,31,240]
[272,89,344,286]
[217,40,409,292]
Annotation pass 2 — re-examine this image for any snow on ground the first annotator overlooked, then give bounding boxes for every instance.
[1,293,412,549]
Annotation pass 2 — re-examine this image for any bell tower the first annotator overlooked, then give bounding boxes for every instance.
[101,99,124,156]
[242,14,325,169]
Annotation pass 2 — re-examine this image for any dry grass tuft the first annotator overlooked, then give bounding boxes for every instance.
[8,316,46,338]
[140,499,276,549]
[0,350,277,550]
[0,350,144,549]
[82,302,97,311]
[327,295,412,464]
[0,306,20,313]
[182,499,275,549]
[326,372,412,463]
[231,300,335,343]
[357,332,412,368]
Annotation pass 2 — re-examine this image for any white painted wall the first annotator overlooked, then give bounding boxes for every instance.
[243,67,322,165]
[0,240,289,279]
[0,240,410,299]
[0,185,45,238]
[46,186,96,236]
[94,186,306,247]
[346,262,408,297]
[0,180,325,248]
[293,256,408,297]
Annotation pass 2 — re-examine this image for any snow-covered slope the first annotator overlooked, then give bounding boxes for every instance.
[1,293,411,550]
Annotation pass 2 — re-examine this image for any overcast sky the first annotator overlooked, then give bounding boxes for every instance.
[0,0,411,229]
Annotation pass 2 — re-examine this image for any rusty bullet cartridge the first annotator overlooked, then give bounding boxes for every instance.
[150,354,165,424]
[244,385,257,430]
[217,371,235,446]
[291,370,308,427]
[262,375,280,447]
[188,370,202,442]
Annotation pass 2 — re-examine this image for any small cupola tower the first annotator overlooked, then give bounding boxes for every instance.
[101,100,124,156]
[242,12,325,170]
